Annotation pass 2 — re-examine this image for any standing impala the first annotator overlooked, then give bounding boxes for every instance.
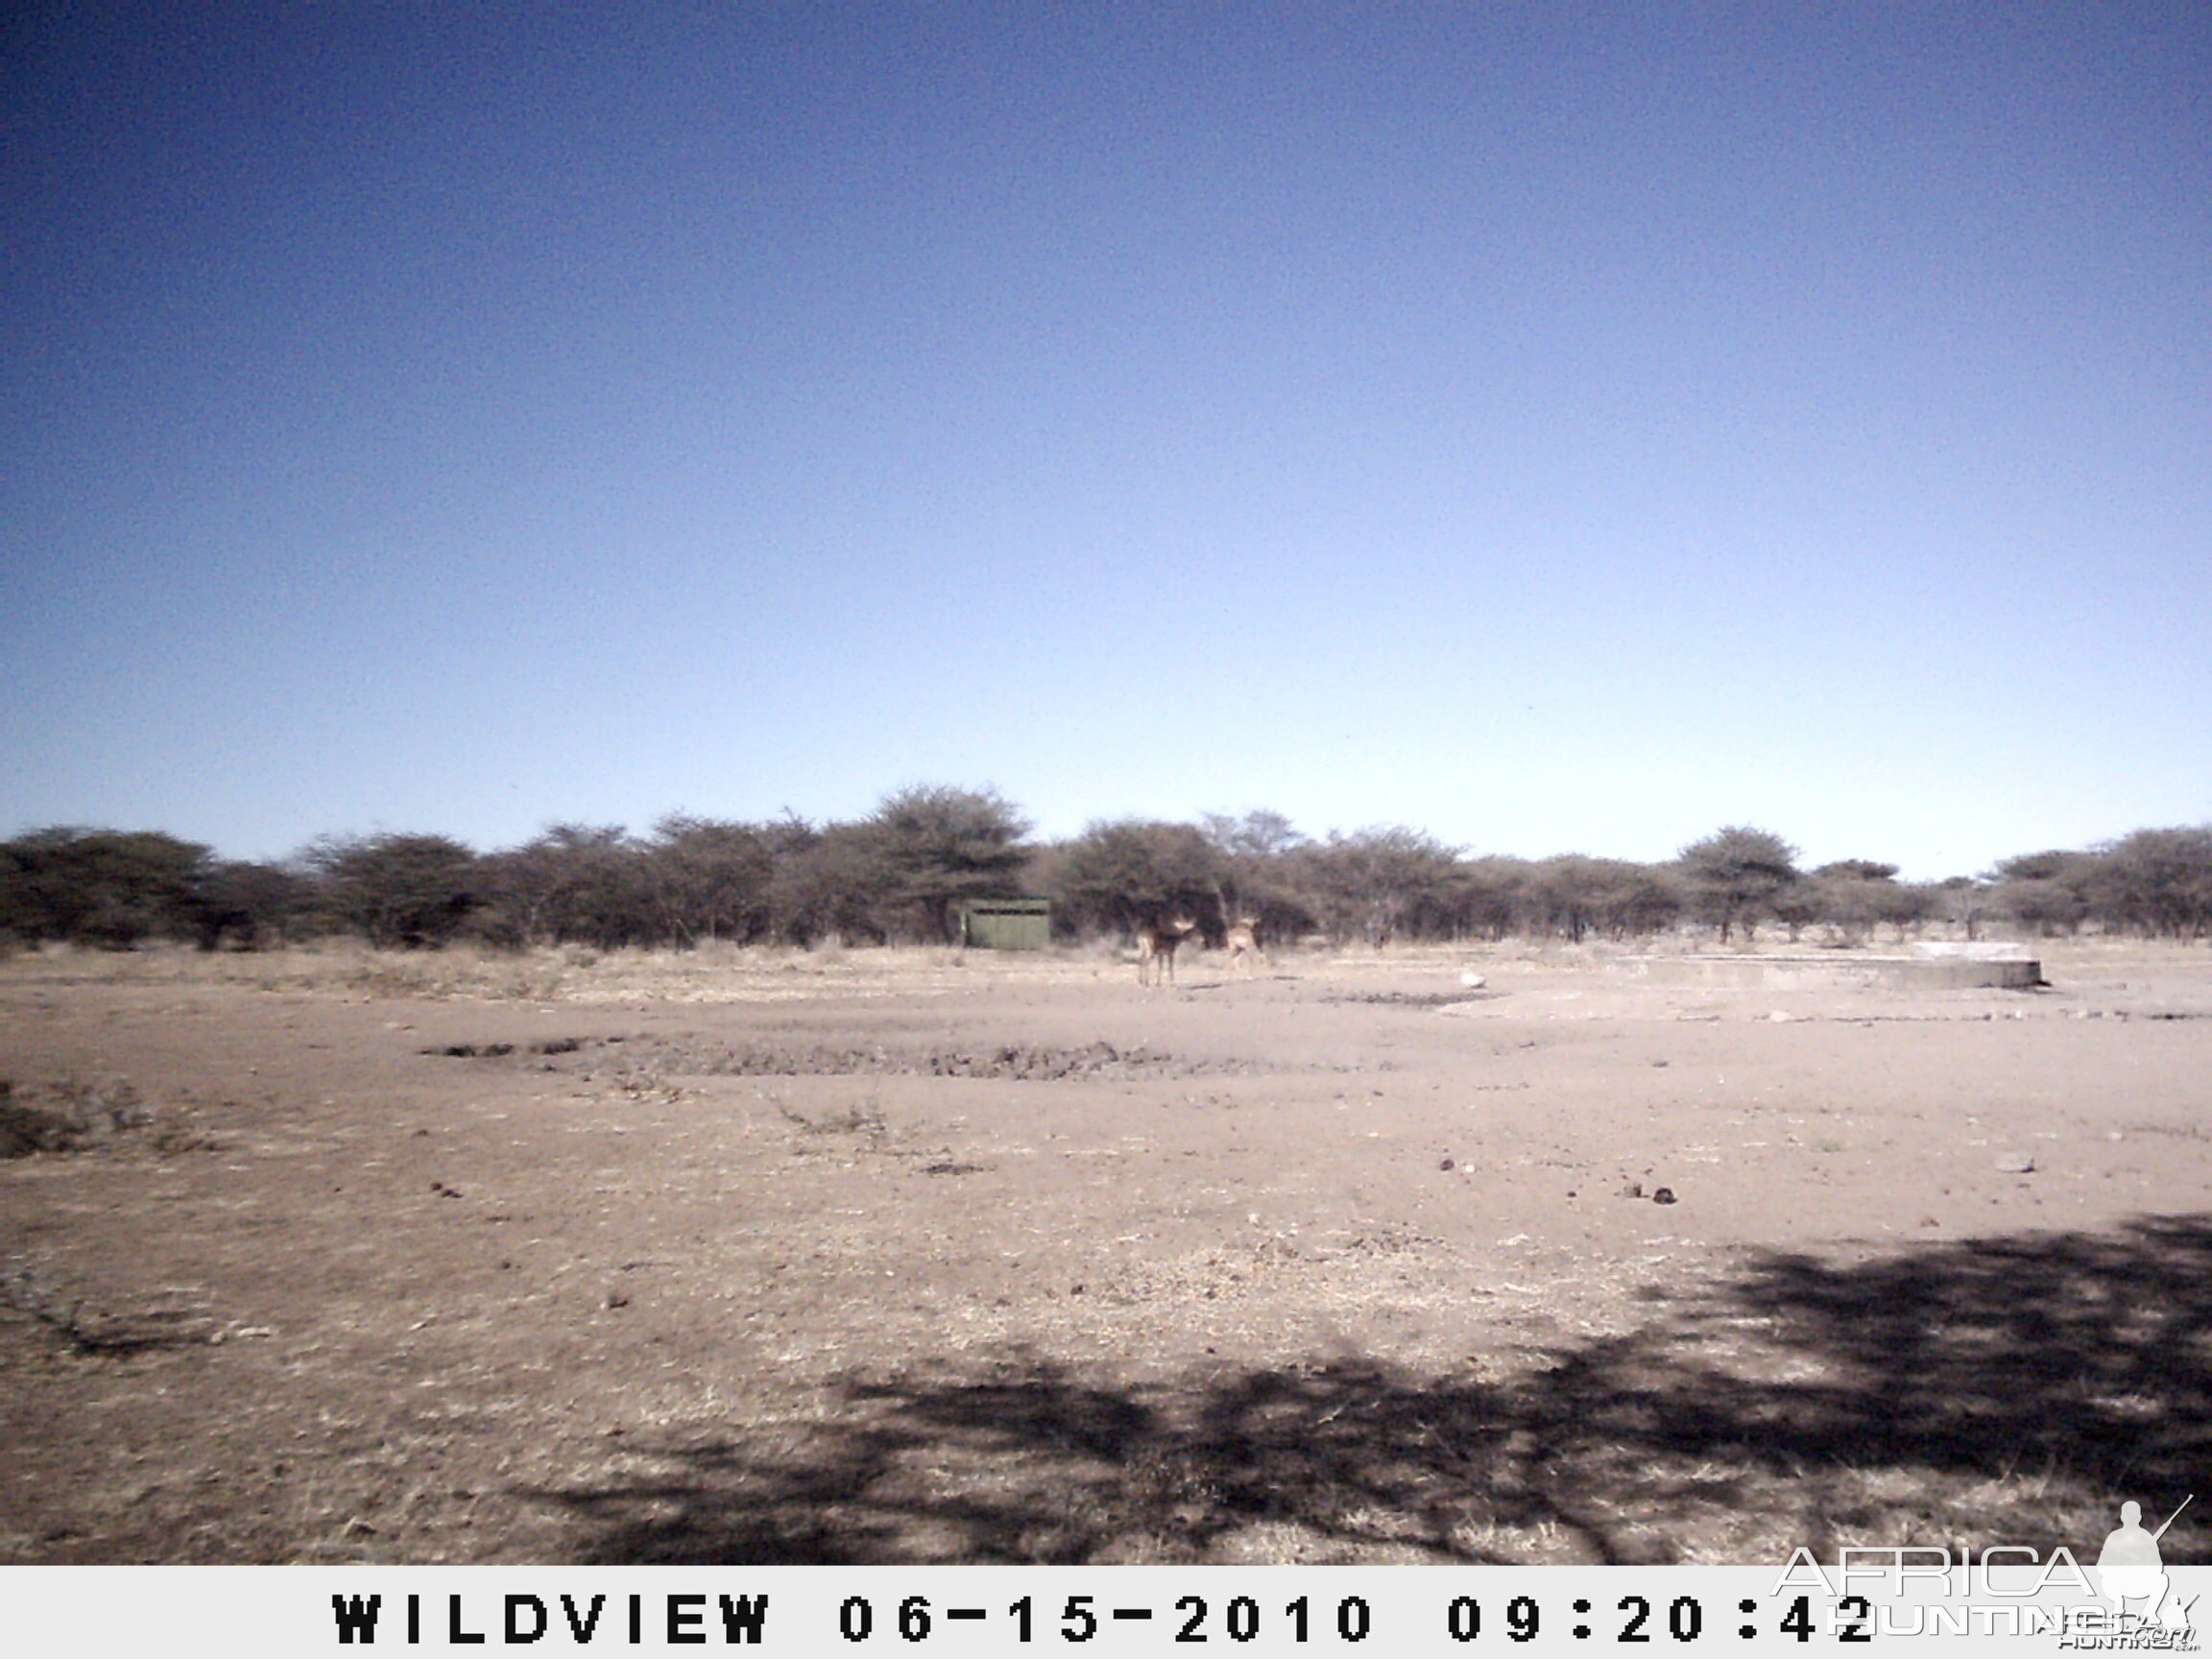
[1223,915,1263,976]
[1135,916,1197,987]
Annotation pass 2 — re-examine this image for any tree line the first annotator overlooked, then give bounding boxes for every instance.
[4,789,2209,953]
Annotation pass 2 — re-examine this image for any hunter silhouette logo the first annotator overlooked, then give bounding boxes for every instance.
[1771,1495,2201,1642]
[2097,1496,2194,1632]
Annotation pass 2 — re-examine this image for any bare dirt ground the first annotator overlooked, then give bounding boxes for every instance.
[4,937,2209,1566]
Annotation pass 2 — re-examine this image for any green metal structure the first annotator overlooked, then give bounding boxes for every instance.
[958,899,1051,950]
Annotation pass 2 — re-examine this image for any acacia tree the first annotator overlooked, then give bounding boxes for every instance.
[2089,828,2212,938]
[1767,879,1828,943]
[481,824,655,949]
[1937,876,1994,943]
[1289,827,1461,947]
[644,814,779,945]
[1676,826,1800,944]
[1869,878,1939,942]
[1526,855,1608,944]
[861,785,1032,944]
[767,818,892,945]
[191,858,319,950]
[1800,861,1882,944]
[1604,861,1686,938]
[1524,855,1681,943]
[1199,809,1312,941]
[1446,856,1532,941]
[1047,820,1224,939]
[311,832,481,949]
[1988,851,2095,938]
[0,828,215,948]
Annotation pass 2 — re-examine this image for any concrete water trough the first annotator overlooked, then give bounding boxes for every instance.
[1623,945,2045,992]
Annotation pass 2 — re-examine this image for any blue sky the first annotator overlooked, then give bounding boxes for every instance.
[5,4,2207,879]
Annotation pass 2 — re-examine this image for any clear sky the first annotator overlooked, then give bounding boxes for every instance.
[5,5,2207,879]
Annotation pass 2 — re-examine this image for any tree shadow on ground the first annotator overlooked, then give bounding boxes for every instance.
[533,1215,2212,1564]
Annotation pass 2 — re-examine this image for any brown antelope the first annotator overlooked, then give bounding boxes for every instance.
[1135,916,1197,987]
[1223,915,1263,975]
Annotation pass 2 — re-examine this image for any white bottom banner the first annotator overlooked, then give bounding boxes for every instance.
[3,1561,2207,1654]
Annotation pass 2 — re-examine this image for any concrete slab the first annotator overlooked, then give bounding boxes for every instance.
[1622,953,2044,991]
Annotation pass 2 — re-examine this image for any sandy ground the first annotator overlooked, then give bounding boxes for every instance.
[3,937,2208,1565]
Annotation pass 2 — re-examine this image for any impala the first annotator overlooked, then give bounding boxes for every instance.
[1136,916,1197,987]
[1223,916,1263,976]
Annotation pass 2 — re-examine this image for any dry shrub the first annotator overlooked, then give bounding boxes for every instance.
[0,1076,154,1158]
